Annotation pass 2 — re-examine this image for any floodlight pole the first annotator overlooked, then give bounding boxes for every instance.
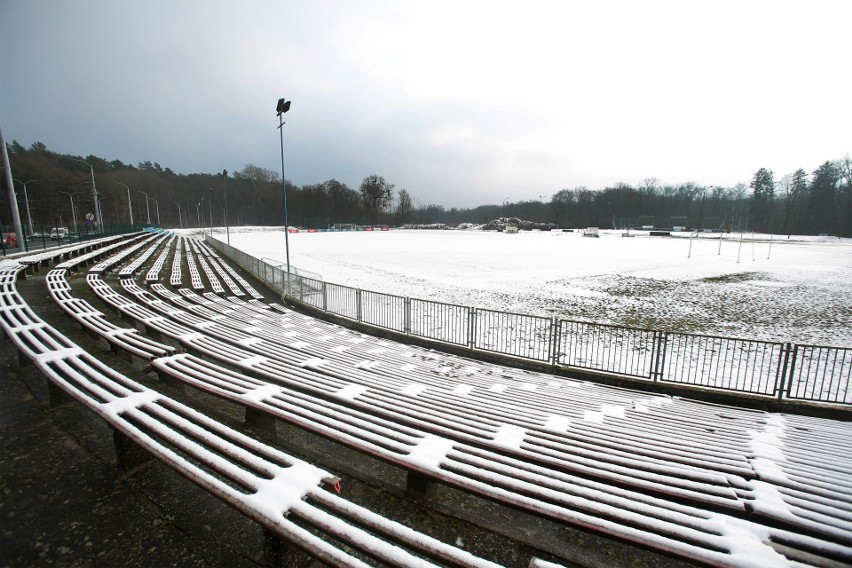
[208,187,213,237]
[153,198,160,225]
[277,97,292,275]
[13,178,37,236]
[136,190,151,224]
[59,191,79,230]
[174,202,182,227]
[70,158,101,233]
[111,182,134,226]
[223,169,230,244]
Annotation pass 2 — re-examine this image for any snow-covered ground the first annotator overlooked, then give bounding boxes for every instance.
[198,227,852,347]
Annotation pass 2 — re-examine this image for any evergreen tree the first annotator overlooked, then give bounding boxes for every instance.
[749,168,775,231]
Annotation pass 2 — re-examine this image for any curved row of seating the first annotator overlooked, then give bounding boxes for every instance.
[55,233,852,566]
[1,235,511,567]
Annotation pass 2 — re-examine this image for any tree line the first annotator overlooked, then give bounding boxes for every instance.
[2,140,850,237]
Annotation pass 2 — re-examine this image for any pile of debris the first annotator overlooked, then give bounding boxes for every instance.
[479,217,555,231]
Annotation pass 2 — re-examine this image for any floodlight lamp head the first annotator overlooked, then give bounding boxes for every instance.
[276,98,291,115]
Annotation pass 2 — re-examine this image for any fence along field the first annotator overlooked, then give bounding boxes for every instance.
[207,237,850,406]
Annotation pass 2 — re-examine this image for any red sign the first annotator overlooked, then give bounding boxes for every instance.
[288,228,300,233]
[365,227,374,231]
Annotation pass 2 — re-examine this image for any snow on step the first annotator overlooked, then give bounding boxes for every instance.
[583,404,627,424]
[400,384,428,396]
[355,360,380,370]
[489,384,508,393]
[407,434,454,470]
[240,355,267,367]
[244,383,283,403]
[493,424,526,450]
[300,357,327,370]
[367,347,387,355]
[749,415,789,485]
[237,336,262,347]
[544,415,571,433]
[521,383,538,391]
[400,364,416,372]
[331,345,349,353]
[632,395,674,413]
[335,384,368,400]
[453,384,474,395]
[289,341,310,350]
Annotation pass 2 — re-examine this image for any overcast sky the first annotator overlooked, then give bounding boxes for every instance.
[2,0,850,208]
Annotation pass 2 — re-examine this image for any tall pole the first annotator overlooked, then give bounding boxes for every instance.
[197,197,203,227]
[277,98,292,274]
[70,158,101,234]
[137,190,151,224]
[154,199,160,225]
[112,182,133,226]
[59,191,79,231]
[175,202,182,227]
[208,187,213,237]
[223,169,230,244]
[1,122,26,251]
[13,179,37,236]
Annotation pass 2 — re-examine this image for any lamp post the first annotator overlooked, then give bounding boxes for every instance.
[197,197,204,228]
[174,202,183,227]
[152,198,160,225]
[111,182,134,226]
[58,191,79,232]
[0,123,26,251]
[277,97,292,274]
[208,187,213,237]
[136,190,151,224]
[70,158,101,233]
[222,169,230,244]
[13,178,37,236]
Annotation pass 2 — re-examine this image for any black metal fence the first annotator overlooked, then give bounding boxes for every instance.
[206,237,851,406]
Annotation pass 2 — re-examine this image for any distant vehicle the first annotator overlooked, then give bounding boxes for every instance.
[50,227,69,239]
[29,231,48,240]
[3,232,18,247]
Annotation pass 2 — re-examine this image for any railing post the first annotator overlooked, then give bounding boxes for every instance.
[468,307,476,350]
[404,297,411,335]
[651,331,667,382]
[548,318,559,366]
[775,342,793,400]
[786,344,799,400]
[322,282,328,312]
[356,288,362,322]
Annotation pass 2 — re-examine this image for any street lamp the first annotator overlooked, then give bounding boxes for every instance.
[111,182,134,226]
[136,190,151,224]
[13,178,37,236]
[58,191,79,233]
[277,97,292,274]
[70,158,101,233]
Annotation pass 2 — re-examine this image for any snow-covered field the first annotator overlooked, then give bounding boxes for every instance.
[203,227,852,347]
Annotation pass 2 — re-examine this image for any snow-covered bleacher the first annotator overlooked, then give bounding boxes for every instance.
[1,255,510,567]
[68,238,852,566]
[5,233,851,567]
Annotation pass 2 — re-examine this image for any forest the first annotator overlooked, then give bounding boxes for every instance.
[3,140,850,237]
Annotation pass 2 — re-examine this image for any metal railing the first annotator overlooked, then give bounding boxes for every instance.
[205,237,851,406]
